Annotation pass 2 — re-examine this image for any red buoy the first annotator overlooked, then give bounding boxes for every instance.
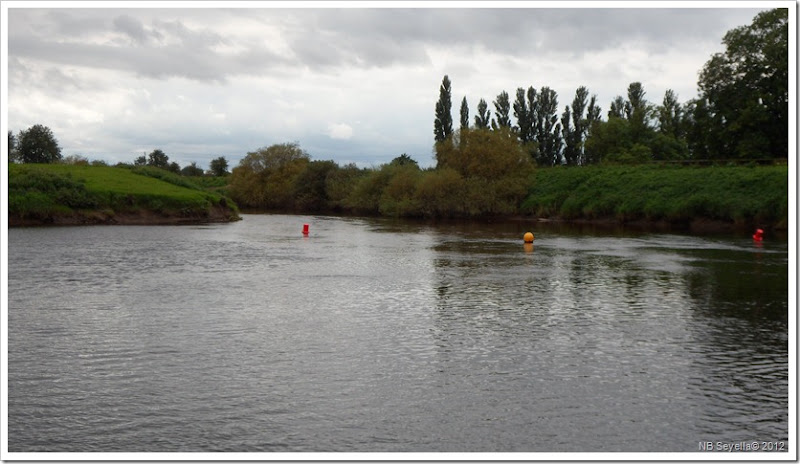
[753,228,764,241]
[302,223,309,236]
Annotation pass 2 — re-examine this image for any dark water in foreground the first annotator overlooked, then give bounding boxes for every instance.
[7,214,789,453]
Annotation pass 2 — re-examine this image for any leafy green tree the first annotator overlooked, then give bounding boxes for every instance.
[608,96,625,119]
[532,87,562,166]
[209,156,229,176]
[345,167,393,215]
[325,163,364,212]
[562,86,590,166]
[491,91,512,130]
[390,153,418,167]
[584,117,636,164]
[17,124,62,164]
[228,142,310,209]
[582,95,604,164]
[379,162,422,217]
[167,161,181,174]
[147,149,169,168]
[134,155,147,166]
[439,127,531,179]
[590,84,686,163]
[657,89,684,140]
[293,160,338,212]
[436,127,533,215]
[587,95,602,124]
[434,75,454,143]
[624,82,653,143]
[414,168,466,218]
[62,154,90,165]
[683,97,718,159]
[474,98,491,129]
[697,8,788,159]
[513,87,533,144]
[181,162,205,177]
[459,96,469,131]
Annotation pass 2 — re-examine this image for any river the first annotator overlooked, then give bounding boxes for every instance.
[6,214,790,454]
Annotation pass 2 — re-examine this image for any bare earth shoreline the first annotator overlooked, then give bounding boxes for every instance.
[9,204,240,228]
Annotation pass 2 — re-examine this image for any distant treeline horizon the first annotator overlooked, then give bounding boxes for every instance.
[7,8,787,174]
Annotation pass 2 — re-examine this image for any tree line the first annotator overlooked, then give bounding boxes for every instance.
[227,135,532,217]
[7,9,787,221]
[434,8,788,166]
[7,126,231,177]
[224,8,787,219]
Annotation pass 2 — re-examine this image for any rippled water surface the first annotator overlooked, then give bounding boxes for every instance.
[7,214,789,453]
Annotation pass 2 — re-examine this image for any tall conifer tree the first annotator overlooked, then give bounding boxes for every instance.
[434,75,454,143]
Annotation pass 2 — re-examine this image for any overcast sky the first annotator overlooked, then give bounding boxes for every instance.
[3,2,771,169]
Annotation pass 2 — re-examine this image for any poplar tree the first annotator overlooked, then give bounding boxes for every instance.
[513,87,532,143]
[434,75,454,143]
[657,89,684,140]
[491,91,512,130]
[533,87,562,166]
[562,86,590,165]
[474,99,491,129]
[460,96,470,131]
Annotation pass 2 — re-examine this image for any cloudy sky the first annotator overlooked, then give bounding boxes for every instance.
[4,2,769,170]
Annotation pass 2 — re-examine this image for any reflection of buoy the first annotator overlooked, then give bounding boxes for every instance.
[524,242,534,254]
[302,224,309,236]
[523,232,534,243]
[753,228,764,241]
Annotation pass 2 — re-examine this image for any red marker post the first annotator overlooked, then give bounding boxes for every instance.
[302,224,309,236]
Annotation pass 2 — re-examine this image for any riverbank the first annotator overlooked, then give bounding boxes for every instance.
[521,164,789,231]
[9,164,240,227]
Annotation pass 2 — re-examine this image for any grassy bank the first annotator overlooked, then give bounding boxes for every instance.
[521,164,788,229]
[9,164,240,226]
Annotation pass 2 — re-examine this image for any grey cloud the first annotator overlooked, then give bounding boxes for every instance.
[9,12,289,82]
[281,8,765,66]
[113,14,151,44]
[9,7,764,83]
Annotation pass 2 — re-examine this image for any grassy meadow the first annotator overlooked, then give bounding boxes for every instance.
[9,163,239,225]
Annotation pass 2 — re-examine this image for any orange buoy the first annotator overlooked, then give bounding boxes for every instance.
[302,223,309,236]
[523,232,534,243]
[753,228,763,241]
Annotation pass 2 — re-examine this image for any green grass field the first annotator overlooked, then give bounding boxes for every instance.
[521,164,789,228]
[9,163,239,223]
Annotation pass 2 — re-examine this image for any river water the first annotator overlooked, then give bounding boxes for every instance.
[6,214,790,454]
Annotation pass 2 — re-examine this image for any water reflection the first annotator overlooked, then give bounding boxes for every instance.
[425,221,787,450]
[7,215,788,453]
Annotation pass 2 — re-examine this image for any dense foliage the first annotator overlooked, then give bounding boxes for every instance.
[695,8,788,159]
[8,9,788,230]
[14,124,62,164]
[437,9,787,165]
[9,164,239,222]
[228,130,534,218]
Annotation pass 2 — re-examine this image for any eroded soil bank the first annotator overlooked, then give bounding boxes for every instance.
[9,205,240,227]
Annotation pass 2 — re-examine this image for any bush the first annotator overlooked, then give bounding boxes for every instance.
[414,168,466,218]
[9,165,98,217]
[378,164,422,217]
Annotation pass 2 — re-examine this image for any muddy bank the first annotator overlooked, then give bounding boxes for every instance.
[9,205,241,227]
